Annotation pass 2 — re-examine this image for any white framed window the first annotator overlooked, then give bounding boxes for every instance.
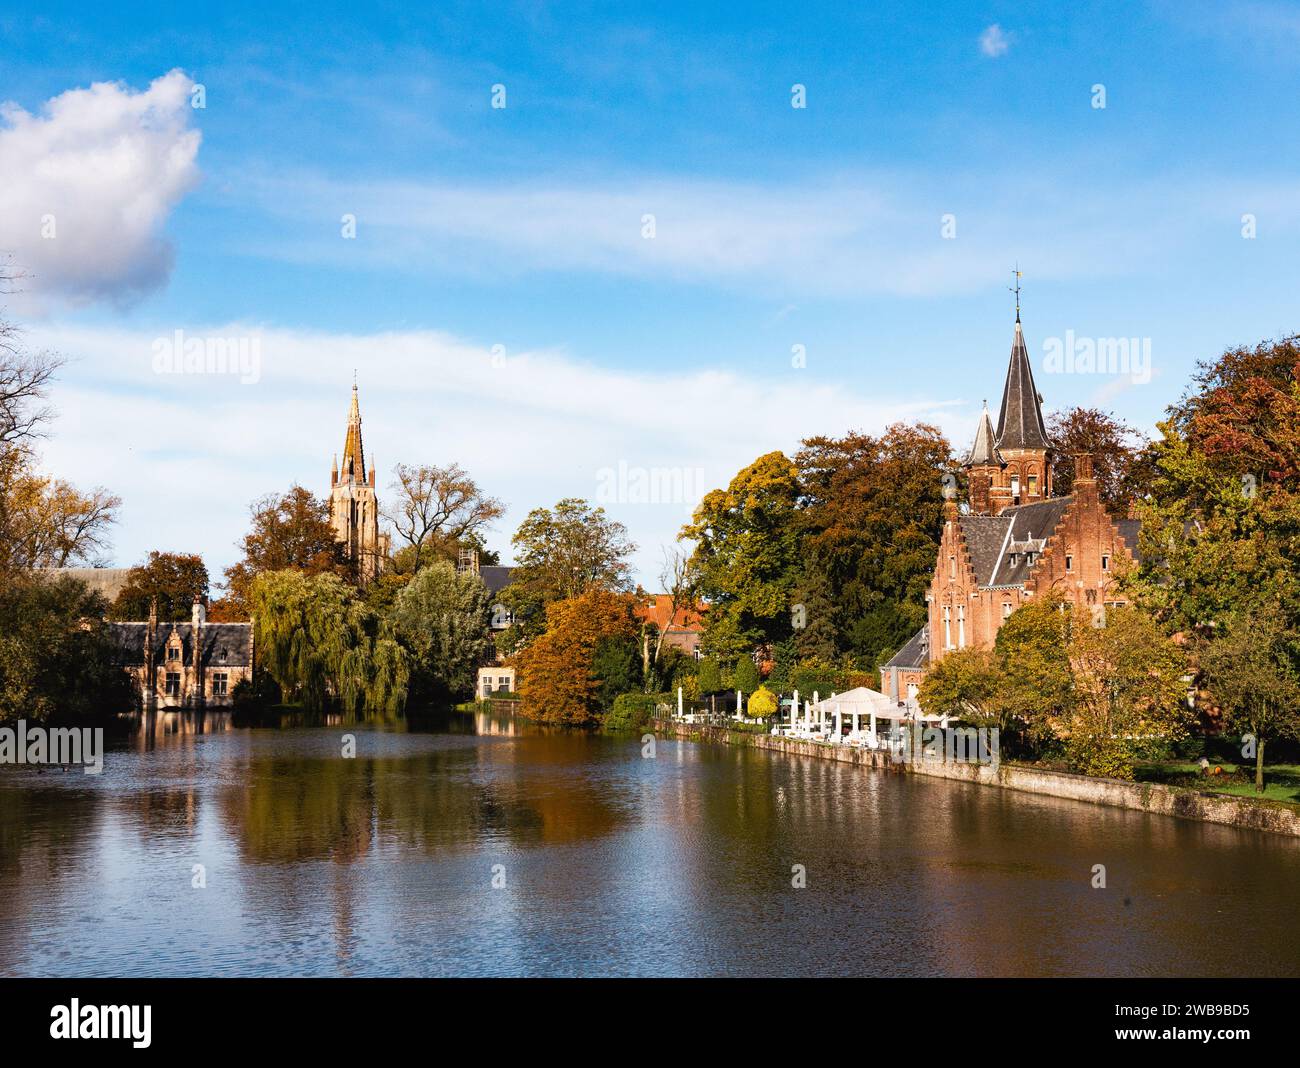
[1003,602,1013,618]
[957,605,966,648]
[942,605,952,650]
[165,672,181,695]
[211,673,229,697]
[1065,554,1073,572]
[1101,554,1110,572]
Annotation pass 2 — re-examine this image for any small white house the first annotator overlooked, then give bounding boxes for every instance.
[477,665,516,699]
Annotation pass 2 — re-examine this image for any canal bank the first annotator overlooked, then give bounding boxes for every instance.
[652,719,1300,839]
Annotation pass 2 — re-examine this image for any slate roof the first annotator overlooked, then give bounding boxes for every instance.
[884,624,929,670]
[995,321,1052,451]
[956,497,1072,588]
[107,622,252,668]
[965,404,1003,466]
[479,565,515,595]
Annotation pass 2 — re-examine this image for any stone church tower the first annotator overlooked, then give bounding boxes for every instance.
[329,384,390,582]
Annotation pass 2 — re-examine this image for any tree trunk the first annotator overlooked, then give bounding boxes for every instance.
[1256,735,1266,794]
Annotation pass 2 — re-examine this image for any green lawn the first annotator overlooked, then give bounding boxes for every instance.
[1134,761,1300,805]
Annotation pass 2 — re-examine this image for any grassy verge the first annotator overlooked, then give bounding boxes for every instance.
[1134,761,1300,805]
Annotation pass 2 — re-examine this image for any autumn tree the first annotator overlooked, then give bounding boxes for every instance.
[222,486,350,618]
[514,588,639,725]
[383,462,505,573]
[0,306,118,577]
[109,551,210,621]
[796,424,954,667]
[683,451,802,662]
[1047,407,1149,507]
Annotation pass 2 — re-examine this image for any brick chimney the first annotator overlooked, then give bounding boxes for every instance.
[1073,453,1098,506]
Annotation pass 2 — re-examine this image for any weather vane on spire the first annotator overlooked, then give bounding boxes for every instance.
[1009,266,1022,323]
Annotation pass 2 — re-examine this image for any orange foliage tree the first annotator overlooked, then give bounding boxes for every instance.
[515,588,638,725]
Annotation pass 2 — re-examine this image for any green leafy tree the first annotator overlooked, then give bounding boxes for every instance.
[1200,611,1300,793]
[0,575,131,722]
[502,498,636,641]
[591,634,643,712]
[250,569,407,716]
[1063,606,1192,779]
[386,561,494,705]
[917,647,1003,730]
[683,451,802,661]
[696,657,723,695]
[733,655,760,694]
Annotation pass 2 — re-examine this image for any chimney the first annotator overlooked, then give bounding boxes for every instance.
[1073,453,1098,505]
[192,597,206,628]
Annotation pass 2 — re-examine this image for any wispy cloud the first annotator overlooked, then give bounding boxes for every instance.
[979,24,1011,58]
[222,165,1297,301]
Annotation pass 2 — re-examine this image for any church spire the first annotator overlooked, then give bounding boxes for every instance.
[994,313,1051,451]
[340,383,366,484]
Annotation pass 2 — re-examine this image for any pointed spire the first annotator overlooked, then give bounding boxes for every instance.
[340,382,365,484]
[965,400,1002,466]
[995,317,1051,451]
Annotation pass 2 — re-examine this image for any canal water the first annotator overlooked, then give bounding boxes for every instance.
[1,709,1297,977]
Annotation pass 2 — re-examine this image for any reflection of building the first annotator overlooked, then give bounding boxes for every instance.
[329,383,390,583]
[882,311,1141,701]
[109,599,252,709]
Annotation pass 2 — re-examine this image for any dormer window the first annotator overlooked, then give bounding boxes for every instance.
[167,646,179,662]
[1008,552,1018,567]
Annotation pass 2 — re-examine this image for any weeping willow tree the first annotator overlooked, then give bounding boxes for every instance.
[250,570,409,716]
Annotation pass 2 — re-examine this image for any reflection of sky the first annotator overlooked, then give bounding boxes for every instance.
[1,717,1299,976]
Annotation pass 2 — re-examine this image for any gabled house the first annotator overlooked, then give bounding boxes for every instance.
[881,310,1142,701]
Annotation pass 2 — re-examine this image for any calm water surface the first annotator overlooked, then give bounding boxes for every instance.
[1,709,1298,977]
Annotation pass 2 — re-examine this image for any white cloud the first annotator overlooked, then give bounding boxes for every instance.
[979,24,1011,58]
[27,322,964,587]
[0,70,201,311]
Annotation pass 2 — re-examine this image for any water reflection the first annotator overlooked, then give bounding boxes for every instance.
[0,709,1297,976]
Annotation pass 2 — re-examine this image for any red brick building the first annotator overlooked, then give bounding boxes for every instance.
[880,312,1141,702]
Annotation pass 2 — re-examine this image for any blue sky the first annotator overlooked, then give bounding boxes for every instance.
[3,1,1299,583]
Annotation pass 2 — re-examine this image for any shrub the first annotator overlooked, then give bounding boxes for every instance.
[602,692,665,733]
[747,685,778,719]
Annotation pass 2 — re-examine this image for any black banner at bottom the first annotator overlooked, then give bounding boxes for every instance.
[0,976,1290,1053]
